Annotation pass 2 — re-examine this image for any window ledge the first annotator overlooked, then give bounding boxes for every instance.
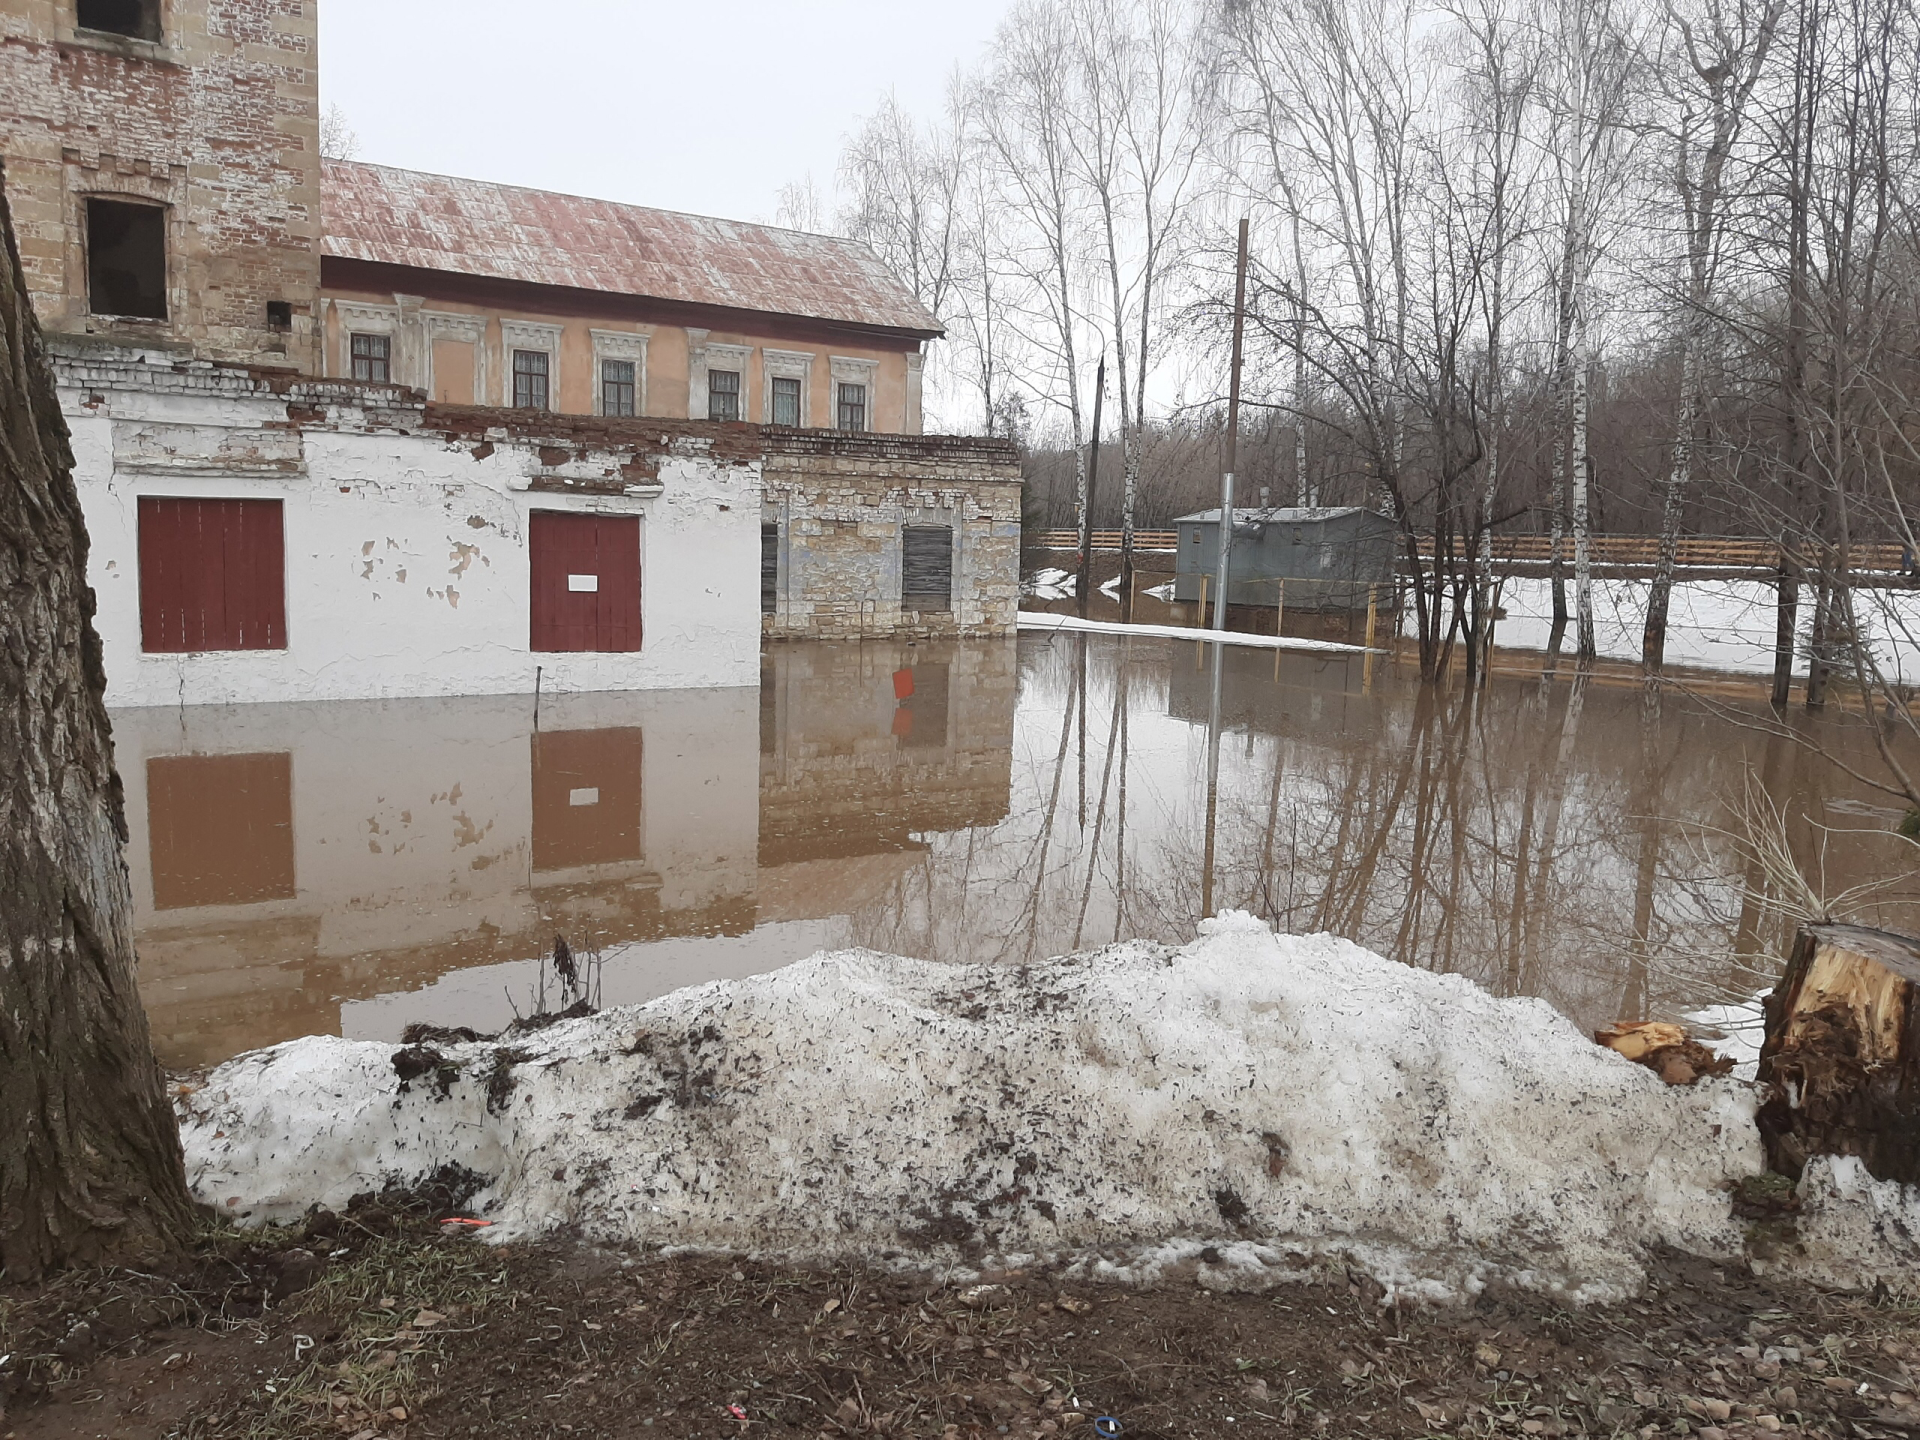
[60,30,179,66]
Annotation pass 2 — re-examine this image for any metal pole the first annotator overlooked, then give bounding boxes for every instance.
[1079,357,1106,619]
[1214,217,1250,634]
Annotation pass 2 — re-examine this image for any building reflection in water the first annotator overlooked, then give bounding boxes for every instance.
[128,633,1918,1069]
[127,641,1014,1066]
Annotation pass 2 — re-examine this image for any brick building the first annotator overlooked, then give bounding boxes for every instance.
[0,0,1019,705]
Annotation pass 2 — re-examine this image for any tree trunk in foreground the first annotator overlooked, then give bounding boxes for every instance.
[1756,923,1920,1186]
[0,162,194,1280]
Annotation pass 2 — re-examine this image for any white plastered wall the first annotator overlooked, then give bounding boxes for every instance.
[61,371,763,707]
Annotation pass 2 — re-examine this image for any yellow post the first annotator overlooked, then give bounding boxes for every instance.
[1198,572,1209,623]
[1273,578,1285,682]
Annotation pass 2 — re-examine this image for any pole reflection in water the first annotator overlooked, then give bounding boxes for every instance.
[126,634,1920,1068]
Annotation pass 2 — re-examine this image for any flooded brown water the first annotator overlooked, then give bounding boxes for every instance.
[125,635,1920,1068]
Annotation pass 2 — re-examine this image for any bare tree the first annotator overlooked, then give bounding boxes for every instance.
[0,167,195,1280]
[320,102,360,162]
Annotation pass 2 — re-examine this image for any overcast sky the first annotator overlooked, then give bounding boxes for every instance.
[317,0,1016,227]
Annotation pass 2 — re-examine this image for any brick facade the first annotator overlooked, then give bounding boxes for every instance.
[0,0,320,369]
[762,432,1022,641]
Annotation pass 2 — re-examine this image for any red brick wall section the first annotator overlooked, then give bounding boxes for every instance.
[0,0,321,369]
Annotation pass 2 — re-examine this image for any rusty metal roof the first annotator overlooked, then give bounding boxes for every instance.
[322,160,943,337]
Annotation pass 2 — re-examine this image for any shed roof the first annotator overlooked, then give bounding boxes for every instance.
[322,160,943,338]
[1173,506,1385,525]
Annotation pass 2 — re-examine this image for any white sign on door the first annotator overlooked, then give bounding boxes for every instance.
[569,787,600,807]
[568,574,599,592]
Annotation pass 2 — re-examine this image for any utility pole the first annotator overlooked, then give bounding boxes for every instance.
[1077,356,1105,619]
[1202,219,1249,918]
[1214,218,1249,632]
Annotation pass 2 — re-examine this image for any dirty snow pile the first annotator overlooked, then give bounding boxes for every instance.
[176,914,1906,1303]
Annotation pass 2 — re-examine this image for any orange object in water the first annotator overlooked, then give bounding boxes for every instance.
[893,668,915,700]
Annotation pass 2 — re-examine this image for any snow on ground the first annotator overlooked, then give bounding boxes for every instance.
[1683,993,1769,1081]
[183,914,1784,1305]
[1023,568,1075,600]
[1018,612,1369,653]
[1495,577,1920,679]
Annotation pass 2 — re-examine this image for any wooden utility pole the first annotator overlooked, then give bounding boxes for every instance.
[1077,356,1105,619]
[1214,219,1249,632]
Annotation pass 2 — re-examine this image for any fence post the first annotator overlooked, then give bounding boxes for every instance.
[1363,585,1379,693]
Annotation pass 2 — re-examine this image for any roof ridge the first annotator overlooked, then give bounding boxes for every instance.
[322,157,858,249]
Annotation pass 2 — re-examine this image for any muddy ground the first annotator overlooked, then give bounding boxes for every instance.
[2,1197,1917,1440]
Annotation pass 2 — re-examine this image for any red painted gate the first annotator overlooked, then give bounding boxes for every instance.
[529,511,642,653]
[138,497,287,653]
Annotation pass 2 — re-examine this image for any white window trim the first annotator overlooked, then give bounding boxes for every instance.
[501,319,564,409]
[830,355,880,431]
[700,342,755,422]
[423,310,487,404]
[591,329,651,417]
[332,300,398,380]
[762,347,815,429]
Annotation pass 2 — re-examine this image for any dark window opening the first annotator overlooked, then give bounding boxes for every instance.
[513,349,550,410]
[771,375,801,427]
[837,382,868,431]
[708,368,741,422]
[761,523,780,615]
[266,300,292,332]
[86,198,166,319]
[902,525,954,613]
[602,358,636,417]
[77,0,160,41]
[350,332,390,383]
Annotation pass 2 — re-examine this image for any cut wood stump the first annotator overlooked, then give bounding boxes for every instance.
[1756,922,1920,1184]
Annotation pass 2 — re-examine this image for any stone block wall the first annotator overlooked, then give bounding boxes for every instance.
[762,431,1022,640]
[0,0,321,369]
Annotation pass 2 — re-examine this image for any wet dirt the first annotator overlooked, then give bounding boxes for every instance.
[4,1211,1919,1440]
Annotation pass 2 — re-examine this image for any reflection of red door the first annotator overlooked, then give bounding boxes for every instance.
[529,512,641,653]
[531,728,644,873]
[147,752,295,909]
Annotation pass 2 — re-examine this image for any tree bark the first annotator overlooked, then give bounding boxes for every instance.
[0,162,195,1280]
[1757,923,1920,1186]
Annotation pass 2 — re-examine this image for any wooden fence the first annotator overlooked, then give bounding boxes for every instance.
[1034,529,1913,575]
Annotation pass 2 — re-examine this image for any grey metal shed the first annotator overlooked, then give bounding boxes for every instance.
[1172,506,1398,613]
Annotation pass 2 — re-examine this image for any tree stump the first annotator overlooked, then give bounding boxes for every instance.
[1756,922,1920,1184]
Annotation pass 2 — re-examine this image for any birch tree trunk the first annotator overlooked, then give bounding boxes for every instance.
[0,165,195,1280]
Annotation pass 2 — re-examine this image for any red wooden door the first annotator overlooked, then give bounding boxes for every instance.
[529,511,642,653]
[138,497,287,653]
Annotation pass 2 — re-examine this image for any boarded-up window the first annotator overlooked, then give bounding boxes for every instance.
[86,198,166,319]
[901,525,953,612]
[529,511,642,653]
[531,727,643,873]
[147,752,294,910]
[431,339,475,403]
[761,523,779,615]
[138,497,287,653]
